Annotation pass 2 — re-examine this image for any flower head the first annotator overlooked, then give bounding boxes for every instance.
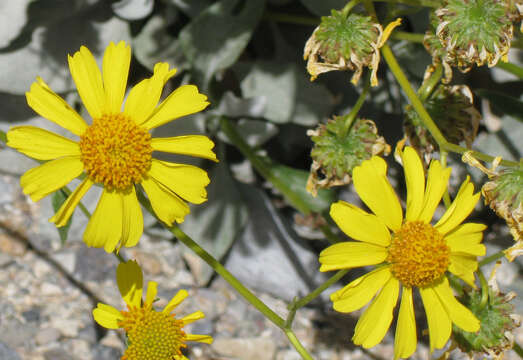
[429,0,513,78]
[303,10,401,86]
[7,41,217,252]
[306,116,390,196]
[93,260,212,360]
[319,146,485,359]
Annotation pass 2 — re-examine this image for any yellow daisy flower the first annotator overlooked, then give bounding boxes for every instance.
[7,41,217,252]
[93,260,212,360]
[319,146,485,359]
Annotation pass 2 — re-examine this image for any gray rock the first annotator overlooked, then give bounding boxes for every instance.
[0,341,20,360]
[43,349,81,360]
[35,328,61,345]
[224,186,327,301]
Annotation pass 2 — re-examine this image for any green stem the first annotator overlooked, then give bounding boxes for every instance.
[477,269,489,310]
[381,44,520,168]
[220,117,311,215]
[391,31,425,43]
[496,61,523,79]
[289,270,349,312]
[341,73,371,138]
[417,64,442,102]
[341,0,361,17]
[479,250,505,267]
[514,342,523,357]
[284,330,314,360]
[0,129,6,144]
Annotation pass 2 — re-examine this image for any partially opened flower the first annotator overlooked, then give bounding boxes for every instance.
[7,41,217,252]
[319,146,485,359]
[93,260,212,360]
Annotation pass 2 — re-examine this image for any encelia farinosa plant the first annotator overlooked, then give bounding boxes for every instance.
[0,0,521,359]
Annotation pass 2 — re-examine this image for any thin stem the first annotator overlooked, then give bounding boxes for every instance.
[0,129,6,144]
[381,44,521,168]
[319,224,340,244]
[284,330,314,360]
[417,64,442,102]
[341,0,361,17]
[513,342,523,357]
[220,117,312,214]
[391,31,425,43]
[477,269,489,310]
[479,250,505,267]
[341,73,371,138]
[288,269,348,321]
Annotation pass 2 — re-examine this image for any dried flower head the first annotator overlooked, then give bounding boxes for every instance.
[404,85,481,164]
[462,153,523,261]
[452,263,520,359]
[306,116,390,196]
[433,0,513,77]
[304,10,401,86]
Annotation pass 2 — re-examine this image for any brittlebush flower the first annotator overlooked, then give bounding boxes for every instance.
[319,146,485,359]
[93,260,212,360]
[7,41,217,252]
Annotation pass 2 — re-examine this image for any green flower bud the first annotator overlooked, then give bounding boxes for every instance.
[404,85,481,163]
[453,269,520,358]
[306,116,390,196]
[303,10,401,86]
[433,0,513,77]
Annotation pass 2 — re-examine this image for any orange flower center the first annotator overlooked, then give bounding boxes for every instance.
[79,113,152,190]
[387,221,450,288]
[119,304,187,360]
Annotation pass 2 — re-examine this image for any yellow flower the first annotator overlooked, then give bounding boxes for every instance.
[93,260,212,360]
[319,146,485,359]
[7,41,217,252]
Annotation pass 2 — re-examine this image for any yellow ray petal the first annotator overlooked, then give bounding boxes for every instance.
[50,177,93,227]
[418,160,451,223]
[151,135,218,162]
[448,254,477,287]
[83,189,123,253]
[141,176,190,226]
[445,223,486,256]
[7,126,80,160]
[182,311,205,325]
[394,287,417,360]
[319,242,388,272]
[142,85,210,130]
[92,303,123,329]
[163,289,188,314]
[401,146,425,221]
[102,41,131,114]
[145,281,158,307]
[329,201,391,246]
[25,77,87,136]
[420,285,452,352]
[331,266,392,312]
[353,156,403,231]
[20,156,83,202]
[435,177,481,235]
[119,187,143,249]
[68,45,106,119]
[148,160,209,204]
[125,62,177,125]
[446,223,487,237]
[116,260,143,308]
[353,277,399,348]
[433,277,480,332]
[185,334,213,344]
